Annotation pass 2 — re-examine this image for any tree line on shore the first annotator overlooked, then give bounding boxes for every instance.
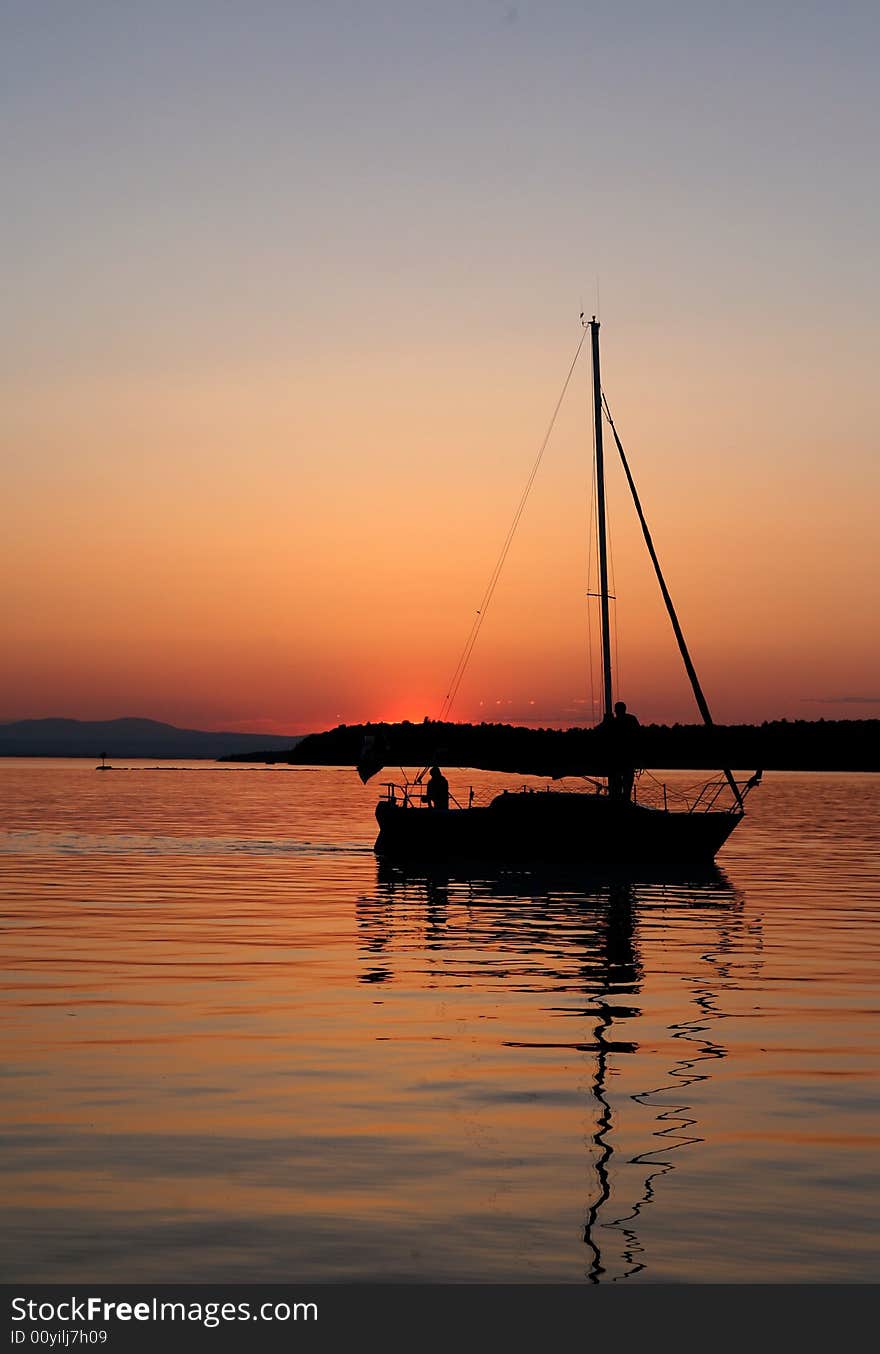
[223,717,880,773]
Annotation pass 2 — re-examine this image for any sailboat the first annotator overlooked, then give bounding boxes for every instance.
[371,319,761,865]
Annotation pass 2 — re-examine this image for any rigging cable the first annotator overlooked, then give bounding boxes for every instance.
[601,391,744,810]
[605,469,622,706]
[437,325,590,722]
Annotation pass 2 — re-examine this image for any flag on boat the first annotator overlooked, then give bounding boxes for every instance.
[357,733,386,784]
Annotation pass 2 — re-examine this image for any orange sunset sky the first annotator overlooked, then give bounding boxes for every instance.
[4,2,879,735]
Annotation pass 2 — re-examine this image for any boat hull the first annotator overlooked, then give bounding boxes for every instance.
[375,790,740,865]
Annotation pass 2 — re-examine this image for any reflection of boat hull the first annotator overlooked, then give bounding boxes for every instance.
[375,857,732,895]
[375,790,740,864]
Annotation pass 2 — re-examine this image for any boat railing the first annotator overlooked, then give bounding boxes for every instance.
[381,781,473,810]
[383,771,759,815]
[690,777,735,813]
[636,770,758,815]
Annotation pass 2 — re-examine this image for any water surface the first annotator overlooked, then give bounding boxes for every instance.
[1,760,878,1282]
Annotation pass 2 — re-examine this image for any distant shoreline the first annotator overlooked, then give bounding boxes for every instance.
[3,715,876,772]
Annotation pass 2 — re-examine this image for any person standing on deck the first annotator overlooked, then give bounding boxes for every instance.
[426,766,450,810]
[606,701,640,802]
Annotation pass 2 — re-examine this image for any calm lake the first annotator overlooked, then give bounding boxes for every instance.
[1,759,878,1283]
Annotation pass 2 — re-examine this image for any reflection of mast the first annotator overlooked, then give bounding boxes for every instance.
[595,987,729,1280]
[584,997,614,1282]
[586,885,757,1281]
[583,884,641,1281]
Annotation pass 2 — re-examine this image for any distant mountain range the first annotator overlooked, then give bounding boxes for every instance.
[0,717,304,760]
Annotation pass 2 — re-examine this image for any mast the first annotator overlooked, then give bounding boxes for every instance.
[590,318,614,720]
